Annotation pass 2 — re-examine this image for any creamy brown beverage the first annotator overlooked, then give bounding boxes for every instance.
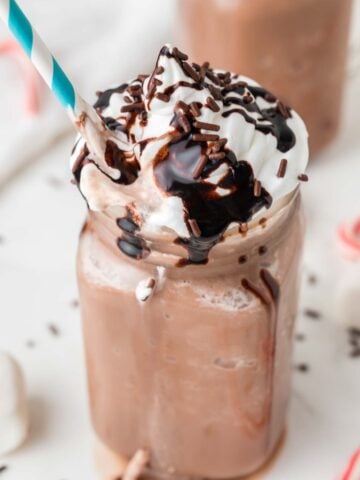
[72,45,309,478]
[178,0,353,154]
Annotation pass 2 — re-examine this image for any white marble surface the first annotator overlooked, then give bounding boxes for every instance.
[0,2,360,480]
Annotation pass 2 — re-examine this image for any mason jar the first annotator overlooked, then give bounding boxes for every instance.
[77,189,304,479]
[177,0,353,154]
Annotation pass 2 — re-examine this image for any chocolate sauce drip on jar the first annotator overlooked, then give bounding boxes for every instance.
[117,235,149,260]
[260,269,280,305]
[242,269,280,307]
[241,278,271,306]
[116,210,149,260]
[116,215,139,235]
[154,135,272,265]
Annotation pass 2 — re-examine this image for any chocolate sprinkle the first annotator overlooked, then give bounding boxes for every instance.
[212,138,228,151]
[192,155,208,179]
[206,97,220,112]
[155,92,170,103]
[193,133,220,142]
[176,100,190,114]
[224,80,247,92]
[298,174,309,182]
[205,70,221,85]
[264,92,277,102]
[243,93,253,104]
[208,84,222,100]
[0,466,8,474]
[258,245,268,255]
[254,179,262,197]
[178,114,192,134]
[277,159,288,178]
[182,62,200,82]
[193,121,220,132]
[190,101,201,117]
[121,102,145,113]
[173,47,188,61]
[127,85,142,96]
[239,255,248,264]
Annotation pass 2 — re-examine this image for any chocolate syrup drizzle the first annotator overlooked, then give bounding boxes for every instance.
[94,83,129,110]
[73,45,298,265]
[154,136,271,264]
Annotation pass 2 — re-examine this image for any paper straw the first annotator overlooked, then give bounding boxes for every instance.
[0,0,110,159]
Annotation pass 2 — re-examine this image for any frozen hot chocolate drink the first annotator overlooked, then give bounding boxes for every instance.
[178,0,353,154]
[72,45,309,478]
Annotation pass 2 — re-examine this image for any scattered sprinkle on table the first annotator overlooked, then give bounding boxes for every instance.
[46,176,64,188]
[304,308,322,319]
[295,363,309,373]
[48,323,60,336]
[70,299,79,309]
[307,274,317,285]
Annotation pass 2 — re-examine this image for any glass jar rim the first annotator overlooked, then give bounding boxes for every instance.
[87,189,300,273]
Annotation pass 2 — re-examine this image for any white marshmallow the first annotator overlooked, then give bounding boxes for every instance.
[0,352,28,455]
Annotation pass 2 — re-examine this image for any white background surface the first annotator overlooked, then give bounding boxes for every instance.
[0,1,360,479]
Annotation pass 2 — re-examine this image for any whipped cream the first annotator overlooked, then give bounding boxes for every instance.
[71,45,308,264]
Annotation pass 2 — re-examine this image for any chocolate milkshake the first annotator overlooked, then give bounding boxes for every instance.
[72,45,309,478]
[178,0,353,154]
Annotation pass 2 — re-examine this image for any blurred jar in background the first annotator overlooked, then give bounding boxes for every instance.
[178,0,353,155]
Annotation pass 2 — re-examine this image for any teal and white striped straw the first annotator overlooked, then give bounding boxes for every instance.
[0,0,107,149]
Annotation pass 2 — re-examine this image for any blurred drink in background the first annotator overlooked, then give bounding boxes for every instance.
[178,0,353,154]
